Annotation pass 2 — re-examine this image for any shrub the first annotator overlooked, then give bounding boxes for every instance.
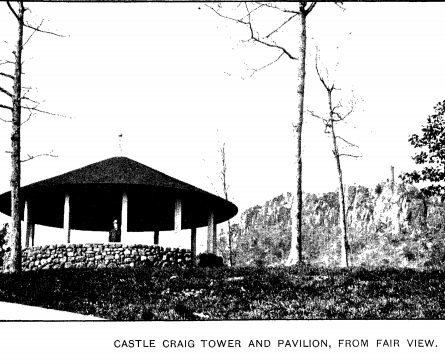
[402,246,416,262]
[375,183,383,196]
[253,250,267,268]
[424,242,445,268]
[197,253,224,268]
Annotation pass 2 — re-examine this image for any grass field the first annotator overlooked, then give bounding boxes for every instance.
[0,265,443,320]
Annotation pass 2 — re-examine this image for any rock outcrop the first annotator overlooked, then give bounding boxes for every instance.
[231,181,445,268]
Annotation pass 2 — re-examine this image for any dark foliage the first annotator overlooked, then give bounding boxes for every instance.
[374,183,383,196]
[401,100,445,197]
[197,253,224,268]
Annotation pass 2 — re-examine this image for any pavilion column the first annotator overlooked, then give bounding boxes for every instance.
[212,221,217,254]
[23,200,33,248]
[121,191,128,243]
[154,231,159,245]
[191,227,197,266]
[174,199,182,246]
[207,210,217,254]
[63,194,71,244]
[174,199,182,232]
[30,223,35,247]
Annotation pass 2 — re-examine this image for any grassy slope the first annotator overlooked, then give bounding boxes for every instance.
[0,266,443,320]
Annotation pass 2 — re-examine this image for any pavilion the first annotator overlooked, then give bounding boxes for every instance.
[0,156,238,261]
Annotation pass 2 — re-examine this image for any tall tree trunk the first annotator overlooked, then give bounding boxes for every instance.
[9,2,24,273]
[328,90,349,268]
[287,5,307,266]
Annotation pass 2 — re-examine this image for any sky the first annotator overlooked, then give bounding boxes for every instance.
[0,2,444,248]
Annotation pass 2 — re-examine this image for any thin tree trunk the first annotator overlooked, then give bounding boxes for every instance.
[287,6,307,266]
[333,132,349,267]
[328,90,349,268]
[219,142,234,267]
[227,220,233,267]
[9,2,24,273]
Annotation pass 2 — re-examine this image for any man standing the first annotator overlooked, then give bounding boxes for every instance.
[109,219,121,243]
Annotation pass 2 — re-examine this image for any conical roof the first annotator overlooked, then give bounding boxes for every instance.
[0,157,238,231]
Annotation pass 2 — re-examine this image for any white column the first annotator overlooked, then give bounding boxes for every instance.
[174,199,182,247]
[174,199,182,232]
[207,210,215,253]
[191,227,197,266]
[30,223,35,247]
[63,194,71,244]
[24,200,32,248]
[121,191,128,243]
[213,222,217,254]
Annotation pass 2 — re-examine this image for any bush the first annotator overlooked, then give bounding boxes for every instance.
[375,183,383,196]
[197,253,224,268]
[424,242,445,268]
[402,246,416,262]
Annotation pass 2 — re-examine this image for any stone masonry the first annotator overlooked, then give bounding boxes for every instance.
[20,243,192,271]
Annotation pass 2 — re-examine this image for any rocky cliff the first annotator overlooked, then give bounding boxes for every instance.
[230,181,445,268]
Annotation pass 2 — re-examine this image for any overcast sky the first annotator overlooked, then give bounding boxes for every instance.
[0,2,444,246]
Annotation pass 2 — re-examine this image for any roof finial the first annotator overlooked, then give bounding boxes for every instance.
[118,133,123,155]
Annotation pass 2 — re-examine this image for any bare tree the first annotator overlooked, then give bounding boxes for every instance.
[206,2,316,266]
[0,1,26,273]
[1,1,62,273]
[308,53,360,267]
[218,142,235,266]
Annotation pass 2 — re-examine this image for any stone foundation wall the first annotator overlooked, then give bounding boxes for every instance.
[21,243,193,271]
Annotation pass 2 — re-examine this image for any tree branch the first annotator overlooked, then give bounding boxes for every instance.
[6,1,19,21]
[240,3,265,21]
[305,2,317,15]
[265,13,298,39]
[245,3,297,60]
[258,2,300,14]
[335,135,358,148]
[0,104,13,111]
[207,3,297,60]
[307,109,332,134]
[0,72,14,80]
[22,19,42,48]
[315,51,332,91]
[21,95,39,103]
[20,150,58,163]
[20,111,33,125]
[24,21,65,38]
[21,104,68,118]
[332,107,354,122]
[335,2,346,12]
[248,52,285,78]
[0,86,13,98]
[205,4,249,25]
[338,153,361,158]
[0,60,14,66]
[201,157,221,196]
[307,109,328,124]
[250,34,297,59]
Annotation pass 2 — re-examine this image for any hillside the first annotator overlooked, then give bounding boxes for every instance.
[0,265,444,319]
[227,181,445,268]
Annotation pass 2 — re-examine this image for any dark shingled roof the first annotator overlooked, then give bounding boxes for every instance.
[0,157,238,231]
